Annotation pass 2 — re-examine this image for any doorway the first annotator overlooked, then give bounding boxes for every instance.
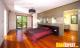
[16,16,27,29]
[64,9,78,31]
[16,16,27,41]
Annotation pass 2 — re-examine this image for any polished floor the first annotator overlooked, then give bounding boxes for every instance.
[0,30,78,48]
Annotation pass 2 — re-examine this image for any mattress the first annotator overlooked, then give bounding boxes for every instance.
[26,27,52,42]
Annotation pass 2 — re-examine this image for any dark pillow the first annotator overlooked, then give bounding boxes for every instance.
[39,27,50,30]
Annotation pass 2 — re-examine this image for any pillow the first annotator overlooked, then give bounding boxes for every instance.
[40,27,50,30]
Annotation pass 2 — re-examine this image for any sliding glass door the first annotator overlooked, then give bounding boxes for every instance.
[16,16,27,29]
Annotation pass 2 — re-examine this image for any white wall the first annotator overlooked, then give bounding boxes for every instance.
[0,0,8,46]
[9,11,16,30]
[70,24,78,31]
[27,16,32,28]
[33,13,38,28]
[27,13,38,28]
[56,17,64,36]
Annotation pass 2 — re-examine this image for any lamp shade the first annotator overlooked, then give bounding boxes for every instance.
[29,8,36,14]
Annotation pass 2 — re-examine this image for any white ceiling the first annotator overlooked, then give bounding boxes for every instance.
[3,0,78,13]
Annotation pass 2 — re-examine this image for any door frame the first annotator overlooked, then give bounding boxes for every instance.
[16,15,27,29]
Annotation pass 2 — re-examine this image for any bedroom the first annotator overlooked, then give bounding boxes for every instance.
[0,0,80,48]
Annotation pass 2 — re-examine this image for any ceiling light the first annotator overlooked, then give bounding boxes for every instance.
[29,8,36,14]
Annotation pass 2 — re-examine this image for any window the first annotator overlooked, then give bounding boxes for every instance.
[16,16,27,29]
[71,15,78,24]
[52,17,56,24]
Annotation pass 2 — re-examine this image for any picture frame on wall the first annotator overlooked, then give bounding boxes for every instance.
[71,15,78,24]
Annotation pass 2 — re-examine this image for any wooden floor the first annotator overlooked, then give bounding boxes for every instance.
[0,30,78,48]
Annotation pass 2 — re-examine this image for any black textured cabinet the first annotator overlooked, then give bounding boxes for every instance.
[38,24,59,35]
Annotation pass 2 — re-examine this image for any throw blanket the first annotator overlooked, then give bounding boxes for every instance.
[26,27,52,42]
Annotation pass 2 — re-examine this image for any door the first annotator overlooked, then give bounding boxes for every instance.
[16,16,27,29]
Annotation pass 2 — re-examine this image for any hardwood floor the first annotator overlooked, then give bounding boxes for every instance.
[0,30,78,48]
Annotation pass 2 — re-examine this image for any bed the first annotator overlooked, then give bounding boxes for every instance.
[25,27,52,42]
